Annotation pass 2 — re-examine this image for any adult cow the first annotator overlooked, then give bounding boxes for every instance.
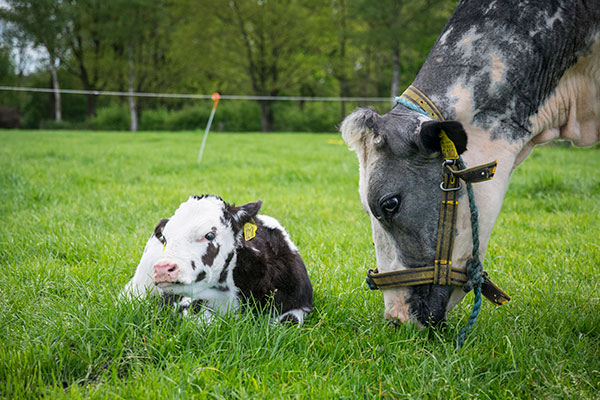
[341,0,599,327]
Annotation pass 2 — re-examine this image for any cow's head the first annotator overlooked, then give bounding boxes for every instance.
[152,195,262,297]
[341,106,476,327]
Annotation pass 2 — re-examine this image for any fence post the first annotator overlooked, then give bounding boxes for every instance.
[198,92,221,163]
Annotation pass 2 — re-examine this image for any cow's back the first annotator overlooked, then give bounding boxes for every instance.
[413,0,600,144]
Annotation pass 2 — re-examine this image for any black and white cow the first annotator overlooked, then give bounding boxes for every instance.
[341,0,599,326]
[122,195,313,324]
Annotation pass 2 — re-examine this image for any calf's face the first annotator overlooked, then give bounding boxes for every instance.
[152,195,262,297]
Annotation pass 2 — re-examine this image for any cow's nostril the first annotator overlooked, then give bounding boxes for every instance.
[167,265,177,273]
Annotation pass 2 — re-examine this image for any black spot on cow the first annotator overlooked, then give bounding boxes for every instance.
[202,242,220,267]
[190,299,207,313]
[161,293,181,307]
[153,218,169,244]
[191,194,224,202]
[195,271,206,282]
[218,252,235,283]
[220,215,229,227]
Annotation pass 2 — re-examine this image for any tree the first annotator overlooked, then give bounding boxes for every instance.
[1,0,66,121]
[229,0,325,131]
[350,0,454,100]
[109,0,170,131]
[327,0,367,120]
[60,0,112,118]
[330,0,351,120]
[171,0,325,132]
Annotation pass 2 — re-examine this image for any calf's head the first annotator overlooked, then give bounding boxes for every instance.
[152,195,262,297]
[341,106,470,327]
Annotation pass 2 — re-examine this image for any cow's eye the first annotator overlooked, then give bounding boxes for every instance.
[380,196,400,215]
[205,232,216,241]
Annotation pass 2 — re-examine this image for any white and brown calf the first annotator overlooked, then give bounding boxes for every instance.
[121,195,313,324]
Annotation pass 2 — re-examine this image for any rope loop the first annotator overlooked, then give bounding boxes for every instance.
[462,258,484,293]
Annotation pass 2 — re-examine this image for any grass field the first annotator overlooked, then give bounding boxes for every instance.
[1,130,599,399]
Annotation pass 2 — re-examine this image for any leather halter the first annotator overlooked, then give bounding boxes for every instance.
[365,85,510,306]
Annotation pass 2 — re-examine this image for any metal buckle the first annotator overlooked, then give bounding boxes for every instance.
[442,159,457,169]
[440,159,461,191]
[440,181,462,191]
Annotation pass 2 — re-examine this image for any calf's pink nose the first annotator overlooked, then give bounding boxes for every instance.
[153,262,180,283]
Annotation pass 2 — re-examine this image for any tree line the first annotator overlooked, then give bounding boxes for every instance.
[0,0,457,132]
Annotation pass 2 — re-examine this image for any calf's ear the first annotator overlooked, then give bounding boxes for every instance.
[227,200,263,232]
[418,120,467,155]
[153,218,169,244]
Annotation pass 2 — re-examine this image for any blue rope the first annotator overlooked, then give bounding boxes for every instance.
[396,97,431,117]
[456,157,485,348]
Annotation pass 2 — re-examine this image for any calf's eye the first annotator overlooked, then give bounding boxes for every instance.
[205,232,216,241]
[381,196,400,214]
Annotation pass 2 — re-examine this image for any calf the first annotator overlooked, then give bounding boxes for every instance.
[121,195,313,324]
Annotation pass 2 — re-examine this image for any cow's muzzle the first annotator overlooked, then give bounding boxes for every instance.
[153,262,180,284]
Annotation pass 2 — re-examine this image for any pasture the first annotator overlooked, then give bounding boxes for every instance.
[1,130,599,399]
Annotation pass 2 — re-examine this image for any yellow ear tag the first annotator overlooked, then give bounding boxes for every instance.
[439,130,459,160]
[162,242,166,253]
[243,220,258,241]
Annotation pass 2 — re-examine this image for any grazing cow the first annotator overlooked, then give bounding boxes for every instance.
[341,0,599,327]
[122,195,313,324]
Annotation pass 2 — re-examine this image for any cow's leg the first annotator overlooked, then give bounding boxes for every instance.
[120,235,163,300]
[276,307,311,325]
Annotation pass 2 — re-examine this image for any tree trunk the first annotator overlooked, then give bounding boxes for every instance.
[86,92,99,118]
[48,52,62,122]
[390,44,400,103]
[259,100,273,132]
[127,44,138,132]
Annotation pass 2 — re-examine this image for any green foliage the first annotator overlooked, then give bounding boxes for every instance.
[138,107,170,131]
[0,131,598,398]
[89,104,129,130]
[272,102,344,132]
[164,106,211,131]
[1,0,457,130]
[138,101,340,132]
[214,101,262,132]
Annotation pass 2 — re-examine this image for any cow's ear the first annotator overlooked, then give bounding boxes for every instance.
[340,108,381,151]
[153,218,169,244]
[227,200,263,232]
[418,120,467,155]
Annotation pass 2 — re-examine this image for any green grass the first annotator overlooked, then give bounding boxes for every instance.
[1,130,598,399]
